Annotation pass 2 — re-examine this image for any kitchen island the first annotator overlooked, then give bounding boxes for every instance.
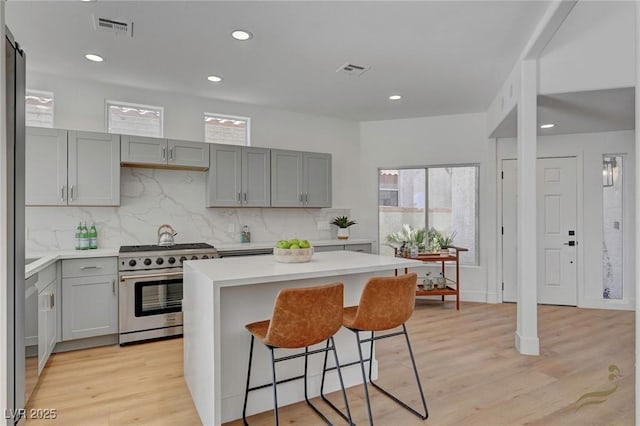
[183,251,421,425]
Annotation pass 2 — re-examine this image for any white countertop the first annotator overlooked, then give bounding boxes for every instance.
[25,248,119,278]
[214,238,374,251]
[184,250,421,287]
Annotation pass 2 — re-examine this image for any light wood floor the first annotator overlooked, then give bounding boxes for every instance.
[26,302,634,425]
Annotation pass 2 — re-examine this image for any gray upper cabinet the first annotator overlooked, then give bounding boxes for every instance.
[26,127,120,206]
[25,127,67,206]
[271,149,332,208]
[120,135,165,166]
[68,131,120,206]
[207,144,270,207]
[303,152,332,207]
[121,135,209,169]
[168,139,209,168]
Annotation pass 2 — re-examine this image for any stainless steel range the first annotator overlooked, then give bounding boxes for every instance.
[118,243,219,345]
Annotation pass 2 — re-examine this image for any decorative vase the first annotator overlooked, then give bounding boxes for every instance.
[337,228,349,240]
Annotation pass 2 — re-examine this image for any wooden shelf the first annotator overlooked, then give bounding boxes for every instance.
[396,246,468,310]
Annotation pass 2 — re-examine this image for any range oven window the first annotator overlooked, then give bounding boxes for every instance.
[134,278,182,317]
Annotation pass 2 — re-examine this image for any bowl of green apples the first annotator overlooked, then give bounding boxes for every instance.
[273,239,314,263]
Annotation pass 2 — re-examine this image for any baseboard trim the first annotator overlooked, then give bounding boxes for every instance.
[515,332,539,356]
[53,334,118,353]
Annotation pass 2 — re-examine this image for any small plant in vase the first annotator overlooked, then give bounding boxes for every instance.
[428,227,457,253]
[331,216,357,240]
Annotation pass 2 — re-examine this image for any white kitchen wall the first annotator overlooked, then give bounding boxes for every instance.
[497,130,636,310]
[24,72,361,249]
[357,112,493,302]
[26,167,349,251]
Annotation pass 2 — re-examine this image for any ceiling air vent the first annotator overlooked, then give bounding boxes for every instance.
[93,15,134,37]
[337,62,370,76]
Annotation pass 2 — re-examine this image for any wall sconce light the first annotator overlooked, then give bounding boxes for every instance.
[602,157,616,187]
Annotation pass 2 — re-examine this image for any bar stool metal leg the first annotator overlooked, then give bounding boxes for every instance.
[270,347,279,426]
[353,330,375,426]
[319,337,355,425]
[242,335,255,426]
[365,325,428,420]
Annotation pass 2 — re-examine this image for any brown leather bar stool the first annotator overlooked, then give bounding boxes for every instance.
[335,273,428,425]
[242,283,353,426]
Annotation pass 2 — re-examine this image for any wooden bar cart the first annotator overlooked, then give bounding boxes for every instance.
[395,247,468,310]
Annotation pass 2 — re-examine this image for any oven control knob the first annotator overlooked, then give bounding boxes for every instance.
[156,258,164,265]
[144,258,152,266]
[191,255,198,260]
[128,259,137,267]
[168,257,176,264]
[202,255,209,259]
[179,256,187,263]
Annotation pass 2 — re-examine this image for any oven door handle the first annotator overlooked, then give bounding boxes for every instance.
[120,271,184,281]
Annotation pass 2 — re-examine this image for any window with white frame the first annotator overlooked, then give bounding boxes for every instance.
[204,113,250,146]
[106,101,163,137]
[25,90,54,128]
[378,165,479,265]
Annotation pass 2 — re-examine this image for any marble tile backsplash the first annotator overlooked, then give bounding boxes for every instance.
[26,168,349,251]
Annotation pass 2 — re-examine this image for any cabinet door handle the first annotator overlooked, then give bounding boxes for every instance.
[237,192,241,204]
[50,292,55,309]
[61,186,66,202]
[162,147,166,160]
[243,192,247,202]
[169,148,174,160]
[79,265,102,270]
[112,279,115,295]
[299,193,303,202]
[305,192,309,204]
[69,185,75,201]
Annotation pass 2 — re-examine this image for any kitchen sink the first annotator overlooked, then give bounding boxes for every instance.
[25,257,41,265]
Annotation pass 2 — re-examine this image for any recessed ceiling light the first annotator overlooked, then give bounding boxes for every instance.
[84,53,104,62]
[389,95,402,101]
[207,75,223,83]
[231,30,253,41]
[540,123,555,129]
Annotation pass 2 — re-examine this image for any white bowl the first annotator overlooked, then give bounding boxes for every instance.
[273,247,314,263]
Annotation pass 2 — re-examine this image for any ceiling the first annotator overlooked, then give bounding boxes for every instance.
[6,1,551,122]
[491,87,635,138]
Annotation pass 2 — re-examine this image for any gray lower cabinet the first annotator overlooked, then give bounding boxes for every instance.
[314,245,345,252]
[271,149,331,207]
[121,135,209,169]
[26,127,120,206]
[315,243,372,253]
[345,243,373,253]
[38,279,57,374]
[61,257,118,341]
[207,144,270,207]
[36,262,58,374]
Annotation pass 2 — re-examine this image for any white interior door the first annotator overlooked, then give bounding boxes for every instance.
[502,157,578,306]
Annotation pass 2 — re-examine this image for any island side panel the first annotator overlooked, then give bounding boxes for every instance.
[219,271,395,423]
[183,263,216,426]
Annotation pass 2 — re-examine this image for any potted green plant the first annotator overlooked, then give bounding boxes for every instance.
[427,227,457,252]
[331,216,357,240]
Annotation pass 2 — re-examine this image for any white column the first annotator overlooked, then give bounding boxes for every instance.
[515,59,539,356]
[634,1,640,423]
